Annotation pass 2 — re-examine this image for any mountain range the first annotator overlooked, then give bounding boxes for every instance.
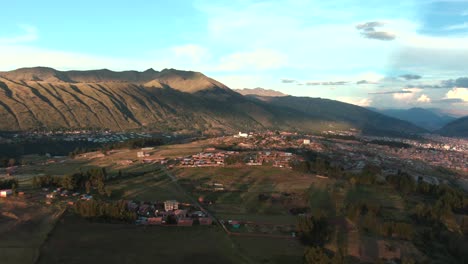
[370,107,457,131]
[0,67,427,136]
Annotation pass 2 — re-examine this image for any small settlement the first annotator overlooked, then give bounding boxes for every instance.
[129,200,213,226]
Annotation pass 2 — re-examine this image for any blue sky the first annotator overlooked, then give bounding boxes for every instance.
[1,0,468,114]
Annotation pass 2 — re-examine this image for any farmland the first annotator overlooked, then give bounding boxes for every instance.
[0,198,64,264]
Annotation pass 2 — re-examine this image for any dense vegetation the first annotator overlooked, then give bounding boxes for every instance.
[291,150,468,263]
[73,200,136,222]
[0,178,18,190]
[32,168,110,196]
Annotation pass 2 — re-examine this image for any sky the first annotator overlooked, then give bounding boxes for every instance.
[1,0,468,115]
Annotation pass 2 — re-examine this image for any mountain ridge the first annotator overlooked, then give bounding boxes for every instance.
[234,87,287,97]
[369,107,456,131]
[0,67,425,136]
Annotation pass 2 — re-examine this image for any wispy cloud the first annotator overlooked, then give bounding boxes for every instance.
[0,25,38,45]
[443,22,468,31]
[356,21,396,41]
[399,74,422,80]
[306,81,348,86]
[368,90,413,95]
[281,78,296,83]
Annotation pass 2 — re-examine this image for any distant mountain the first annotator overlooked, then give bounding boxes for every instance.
[370,107,456,131]
[437,116,468,137]
[234,88,287,97]
[0,67,425,136]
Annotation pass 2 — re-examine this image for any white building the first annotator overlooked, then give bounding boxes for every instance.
[137,151,146,158]
[234,132,249,138]
[164,200,179,211]
[303,139,311,145]
[0,189,13,198]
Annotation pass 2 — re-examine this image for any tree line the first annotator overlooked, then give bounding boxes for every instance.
[73,199,136,222]
[32,168,111,196]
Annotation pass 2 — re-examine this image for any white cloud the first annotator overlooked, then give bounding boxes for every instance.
[417,94,432,103]
[446,87,468,102]
[393,92,414,101]
[0,25,38,45]
[391,87,422,101]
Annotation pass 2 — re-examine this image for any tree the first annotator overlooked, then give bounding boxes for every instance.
[11,182,17,194]
[105,187,112,198]
[304,247,331,264]
[32,176,39,188]
[8,158,15,167]
[85,180,91,194]
[297,214,332,246]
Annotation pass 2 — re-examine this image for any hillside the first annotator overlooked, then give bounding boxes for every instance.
[234,88,287,97]
[438,116,468,137]
[0,67,425,135]
[250,96,426,136]
[371,107,456,131]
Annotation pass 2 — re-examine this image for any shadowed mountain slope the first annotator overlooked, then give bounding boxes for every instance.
[437,116,468,137]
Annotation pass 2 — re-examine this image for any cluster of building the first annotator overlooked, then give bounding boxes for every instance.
[178,151,238,167]
[129,200,213,226]
[246,151,300,168]
[223,132,324,151]
[0,130,155,144]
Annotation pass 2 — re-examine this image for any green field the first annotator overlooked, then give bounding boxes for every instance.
[173,166,323,218]
[107,169,190,202]
[37,213,243,264]
[0,199,64,264]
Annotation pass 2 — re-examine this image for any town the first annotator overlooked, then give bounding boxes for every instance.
[0,130,467,264]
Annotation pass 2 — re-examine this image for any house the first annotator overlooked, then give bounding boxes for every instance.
[164,200,179,211]
[127,201,139,212]
[173,209,187,219]
[303,139,311,145]
[177,218,193,226]
[117,160,133,166]
[235,132,249,138]
[0,189,13,198]
[147,217,163,225]
[198,217,213,225]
